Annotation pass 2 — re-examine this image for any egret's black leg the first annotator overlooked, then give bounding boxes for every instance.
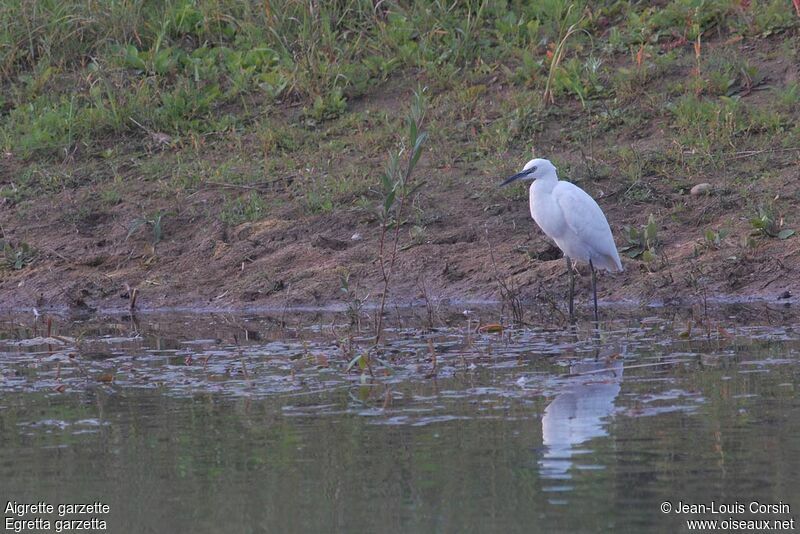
[566,256,575,322]
[590,259,598,323]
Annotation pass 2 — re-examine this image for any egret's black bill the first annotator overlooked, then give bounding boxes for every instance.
[500,171,528,187]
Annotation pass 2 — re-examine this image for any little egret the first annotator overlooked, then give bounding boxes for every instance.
[501,158,623,322]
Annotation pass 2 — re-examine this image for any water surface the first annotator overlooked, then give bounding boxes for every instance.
[1,305,799,532]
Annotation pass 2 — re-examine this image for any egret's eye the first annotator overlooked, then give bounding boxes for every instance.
[530,166,537,173]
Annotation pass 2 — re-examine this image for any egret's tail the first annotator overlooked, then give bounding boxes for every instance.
[612,252,623,272]
[596,251,623,273]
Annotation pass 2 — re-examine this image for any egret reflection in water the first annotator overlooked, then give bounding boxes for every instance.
[539,358,624,480]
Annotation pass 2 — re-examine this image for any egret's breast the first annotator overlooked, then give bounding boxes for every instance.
[530,188,568,239]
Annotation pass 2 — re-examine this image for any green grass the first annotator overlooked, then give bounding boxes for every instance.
[2,1,796,151]
[219,192,269,225]
[1,0,799,241]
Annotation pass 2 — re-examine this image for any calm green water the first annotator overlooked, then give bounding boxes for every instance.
[1,306,799,533]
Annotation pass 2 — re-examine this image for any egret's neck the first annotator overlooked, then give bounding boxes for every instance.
[531,170,558,197]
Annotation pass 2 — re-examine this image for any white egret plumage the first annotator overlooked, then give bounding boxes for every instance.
[540,358,623,479]
[501,158,623,321]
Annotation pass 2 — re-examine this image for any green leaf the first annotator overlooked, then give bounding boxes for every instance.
[346,353,364,372]
[644,214,657,245]
[123,45,146,70]
[383,189,396,214]
[778,229,795,240]
[153,48,175,75]
[408,131,428,172]
[380,171,392,193]
[645,222,656,243]
[152,213,164,245]
[126,219,145,240]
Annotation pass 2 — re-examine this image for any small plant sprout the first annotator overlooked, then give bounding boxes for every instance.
[620,214,659,262]
[703,228,729,250]
[1,240,36,270]
[339,268,368,331]
[127,211,168,251]
[375,88,428,344]
[749,205,795,240]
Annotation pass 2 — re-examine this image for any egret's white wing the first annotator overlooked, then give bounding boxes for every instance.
[553,181,622,271]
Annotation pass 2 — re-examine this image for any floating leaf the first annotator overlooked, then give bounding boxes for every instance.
[346,353,366,372]
[479,324,504,333]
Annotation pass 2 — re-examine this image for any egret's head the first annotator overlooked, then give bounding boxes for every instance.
[500,158,557,187]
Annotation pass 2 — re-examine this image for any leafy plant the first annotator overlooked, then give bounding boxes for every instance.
[694,53,765,97]
[1,241,36,270]
[339,269,368,330]
[375,88,428,343]
[304,87,347,122]
[703,228,728,249]
[549,56,605,108]
[127,211,168,248]
[749,206,794,239]
[620,214,659,261]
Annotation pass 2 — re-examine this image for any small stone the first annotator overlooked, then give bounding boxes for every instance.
[690,183,713,196]
[351,233,363,241]
[778,290,791,300]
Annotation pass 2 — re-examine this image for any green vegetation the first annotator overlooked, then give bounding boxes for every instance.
[2,0,793,156]
[127,211,168,249]
[621,214,660,262]
[1,0,798,299]
[1,240,36,270]
[749,205,795,240]
[703,227,728,250]
[220,192,268,225]
[375,88,428,343]
[2,1,796,158]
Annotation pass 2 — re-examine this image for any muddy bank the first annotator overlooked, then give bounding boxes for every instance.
[1,180,797,315]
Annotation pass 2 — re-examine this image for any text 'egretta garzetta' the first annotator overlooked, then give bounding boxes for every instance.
[501,158,623,322]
